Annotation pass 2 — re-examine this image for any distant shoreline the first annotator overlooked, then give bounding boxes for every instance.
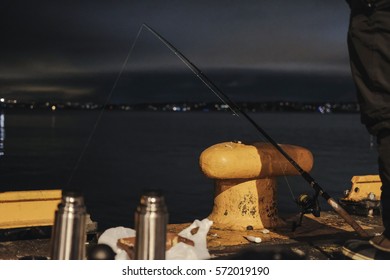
[0,101,359,114]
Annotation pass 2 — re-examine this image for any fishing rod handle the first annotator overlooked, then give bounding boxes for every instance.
[327,197,370,238]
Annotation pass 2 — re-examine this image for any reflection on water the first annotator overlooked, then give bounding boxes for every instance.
[0,111,4,157]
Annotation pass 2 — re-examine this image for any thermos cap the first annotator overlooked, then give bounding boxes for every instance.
[61,190,84,205]
[139,190,166,206]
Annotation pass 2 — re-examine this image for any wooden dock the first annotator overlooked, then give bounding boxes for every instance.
[0,212,384,260]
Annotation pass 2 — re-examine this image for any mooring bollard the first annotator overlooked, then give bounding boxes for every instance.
[199,141,313,230]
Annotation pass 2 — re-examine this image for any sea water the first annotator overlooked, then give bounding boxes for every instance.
[0,110,378,229]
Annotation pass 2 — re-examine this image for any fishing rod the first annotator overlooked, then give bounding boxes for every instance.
[142,23,369,238]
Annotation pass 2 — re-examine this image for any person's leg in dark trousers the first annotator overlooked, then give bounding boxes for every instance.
[347,0,390,252]
[371,130,390,251]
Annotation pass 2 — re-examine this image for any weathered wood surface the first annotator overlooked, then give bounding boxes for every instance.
[0,212,384,260]
[169,212,384,259]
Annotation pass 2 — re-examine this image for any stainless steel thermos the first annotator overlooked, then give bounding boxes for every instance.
[134,190,168,260]
[50,191,87,260]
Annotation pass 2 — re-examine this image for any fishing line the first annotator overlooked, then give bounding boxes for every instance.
[64,25,144,189]
[141,23,369,237]
[279,161,298,202]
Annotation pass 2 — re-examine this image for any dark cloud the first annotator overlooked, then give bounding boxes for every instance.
[0,0,353,102]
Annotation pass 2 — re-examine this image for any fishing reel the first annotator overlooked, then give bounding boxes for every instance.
[292,191,321,232]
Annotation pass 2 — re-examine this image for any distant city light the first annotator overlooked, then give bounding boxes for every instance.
[0,100,360,113]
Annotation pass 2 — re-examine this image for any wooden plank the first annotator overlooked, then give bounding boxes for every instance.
[0,190,61,229]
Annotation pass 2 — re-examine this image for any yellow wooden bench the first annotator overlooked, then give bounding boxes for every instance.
[0,189,61,229]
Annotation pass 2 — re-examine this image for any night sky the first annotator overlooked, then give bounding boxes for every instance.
[0,0,354,103]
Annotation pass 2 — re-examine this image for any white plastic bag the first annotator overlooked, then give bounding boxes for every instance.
[166,218,213,260]
[98,226,136,260]
[98,218,213,260]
